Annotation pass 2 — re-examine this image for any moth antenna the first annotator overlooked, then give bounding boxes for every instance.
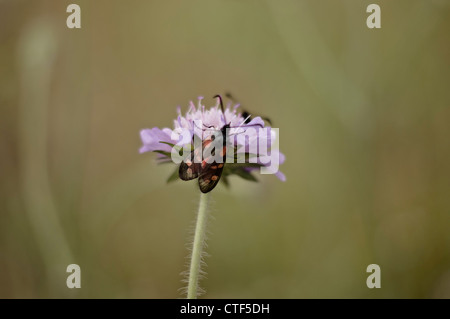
[225,92,237,103]
[213,94,227,123]
[262,116,272,126]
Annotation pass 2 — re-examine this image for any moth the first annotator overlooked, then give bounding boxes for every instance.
[178,94,263,193]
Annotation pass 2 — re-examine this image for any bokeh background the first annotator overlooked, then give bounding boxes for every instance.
[1,0,449,298]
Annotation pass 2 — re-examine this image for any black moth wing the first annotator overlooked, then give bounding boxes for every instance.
[198,126,228,193]
[178,146,202,181]
[198,161,225,193]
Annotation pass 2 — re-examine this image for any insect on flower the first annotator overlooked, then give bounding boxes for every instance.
[179,95,265,193]
[139,95,286,193]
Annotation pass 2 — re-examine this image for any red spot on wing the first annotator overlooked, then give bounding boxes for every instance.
[203,139,212,148]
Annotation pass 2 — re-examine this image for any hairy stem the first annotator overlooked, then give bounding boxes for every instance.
[187,192,210,299]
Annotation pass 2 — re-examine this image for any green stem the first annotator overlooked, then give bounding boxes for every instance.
[187,192,210,299]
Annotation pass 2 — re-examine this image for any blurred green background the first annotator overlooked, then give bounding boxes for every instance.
[1,0,449,298]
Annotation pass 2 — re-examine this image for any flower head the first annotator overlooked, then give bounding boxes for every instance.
[139,95,285,191]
